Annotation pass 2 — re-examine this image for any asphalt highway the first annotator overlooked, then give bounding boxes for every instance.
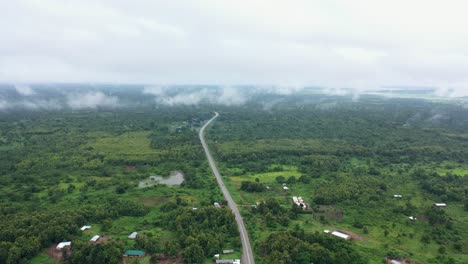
[199,112,255,264]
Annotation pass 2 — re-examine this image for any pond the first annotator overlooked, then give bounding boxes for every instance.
[138,171,184,187]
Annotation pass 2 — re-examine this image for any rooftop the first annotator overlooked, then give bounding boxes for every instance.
[331,231,350,240]
[80,225,91,231]
[216,260,241,264]
[123,250,145,256]
[56,242,71,250]
[128,232,138,239]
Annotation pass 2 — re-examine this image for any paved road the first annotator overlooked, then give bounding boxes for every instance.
[199,112,255,264]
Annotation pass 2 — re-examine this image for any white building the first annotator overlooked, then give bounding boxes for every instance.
[128,232,138,239]
[283,186,289,190]
[216,260,240,264]
[408,216,416,221]
[90,235,100,242]
[433,203,447,207]
[393,194,402,198]
[292,196,306,209]
[331,231,350,240]
[80,225,91,231]
[56,242,71,250]
[214,202,221,208]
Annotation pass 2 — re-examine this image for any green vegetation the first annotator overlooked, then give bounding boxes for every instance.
[0,106,239,264]
[207,96,468,264]
[0,89,467,264]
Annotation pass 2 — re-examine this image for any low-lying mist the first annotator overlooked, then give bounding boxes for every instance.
[0,84,466,112]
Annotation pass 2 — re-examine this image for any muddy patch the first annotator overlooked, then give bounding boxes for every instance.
[138,171,184,188]
[140,196,169,207]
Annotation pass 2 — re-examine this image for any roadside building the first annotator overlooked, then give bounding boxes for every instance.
[214,202,221,208]
[216,259,241,264]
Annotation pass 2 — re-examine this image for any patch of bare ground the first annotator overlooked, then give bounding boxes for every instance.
[313,205,343,221]
[155,256,182,264]
[339,230,363,241]
[95,236,112,243]
[46,244,70,263]
[140,196,169,207]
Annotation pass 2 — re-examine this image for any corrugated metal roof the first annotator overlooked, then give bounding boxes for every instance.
[331,231,350,240]
[123,250,145,256]
[128,232,138,239]
[56,242,71,249]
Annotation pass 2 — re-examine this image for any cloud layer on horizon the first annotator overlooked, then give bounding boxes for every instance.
[0,1,467,93]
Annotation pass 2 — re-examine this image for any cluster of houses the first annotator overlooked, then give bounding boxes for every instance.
[393,194,448,221]
[55,225,143,259]
[292,196,307,210]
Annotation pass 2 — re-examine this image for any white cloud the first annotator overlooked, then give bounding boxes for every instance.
[216,86,248,105]
[66,91,119,109]
[15,84,35,96]
[142,86,167,96]
[0,0,467,95]
[21,99,62,110]
[0,100,10,110]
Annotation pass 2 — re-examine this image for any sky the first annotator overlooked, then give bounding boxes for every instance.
[0,0,467,95]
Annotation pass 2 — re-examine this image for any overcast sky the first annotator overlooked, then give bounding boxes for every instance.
[1,0,467,93]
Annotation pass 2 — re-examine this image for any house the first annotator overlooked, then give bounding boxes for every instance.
[390,260,402,264]
[80,225,91,231]
[323,230,331,234]
[331,231,350,240]
[283,186,289,190]
[192,207,198,210]
[214,254,220,259]
[56,242,71,250]
[393,194,402,198]
[128,232,138,239]
[292,196,307,210]
[123,250,145,258]
[433,203,447,207]
[408,216,416,221]
[90,235,100,242]
[216,260,241,264]
[223,249,234,254]
[214,202,221,208]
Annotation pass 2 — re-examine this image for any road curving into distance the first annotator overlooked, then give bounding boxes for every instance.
[199,112,255,264]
